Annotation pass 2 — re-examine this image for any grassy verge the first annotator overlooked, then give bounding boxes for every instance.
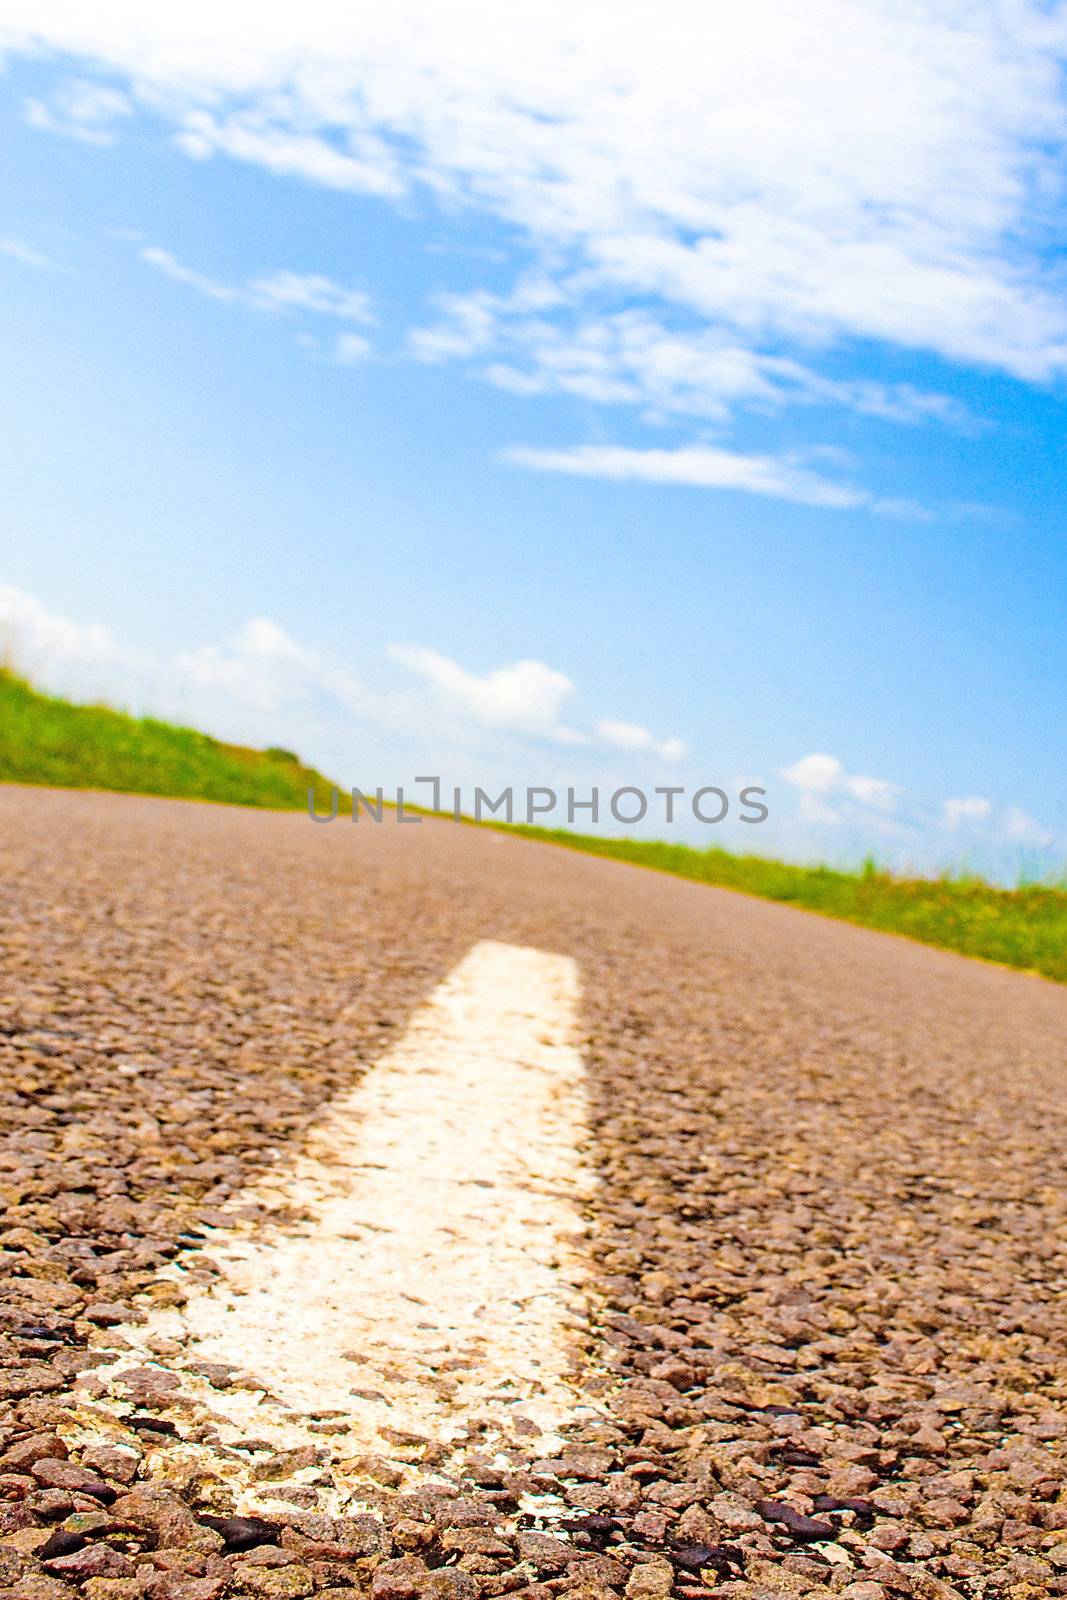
[3,666,1064,982]
[497,826,1067,984]
[0,668,343,813]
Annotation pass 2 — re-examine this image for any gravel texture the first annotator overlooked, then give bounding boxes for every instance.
[0,786,1065,1600]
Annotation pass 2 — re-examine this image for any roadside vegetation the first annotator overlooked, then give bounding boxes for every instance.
[3,665,1063,982]
[0,667,343,814]
[502,825,1067,983]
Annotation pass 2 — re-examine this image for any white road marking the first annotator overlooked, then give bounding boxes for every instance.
[85,941,598,1500]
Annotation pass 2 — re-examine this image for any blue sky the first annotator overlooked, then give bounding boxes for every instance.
[0,2,1065,878]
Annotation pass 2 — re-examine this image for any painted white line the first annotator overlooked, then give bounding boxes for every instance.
[86,940,597,1499]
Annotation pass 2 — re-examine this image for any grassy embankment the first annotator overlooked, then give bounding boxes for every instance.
[0,667,343,813]
[2,666,1064,982]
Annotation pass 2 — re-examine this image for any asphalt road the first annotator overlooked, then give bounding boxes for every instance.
[0,786,1065,1600]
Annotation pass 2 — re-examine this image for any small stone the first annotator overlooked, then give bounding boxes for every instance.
[63,1510,112,1535]
[867,1525,909,1553]
[231,1562,314,1598]
[148,1580,227,1600]
[648,1359,695,1391]
[335,1452,403,1488]
[252,1446,321,1481]
[84,1303,132,1326]
[669,1545,722,1574]
[0,1364,65,1399]
[371,1555,430,1600]
[200,1514,280,1551]
[3,1575,72,1600]
[81,1442,142,1484]
[38,1528,86,1561]
[625,1560,674,1600]
[755,1500,836,1542]
[31,1458,116,1502]
[423,1573,478,1600]
[516,1532,575,1573]
[109,1485,204,1548]
[83,1582,145,1600]
[633,1510,669,1542]
[673,1506,718,1546]
[0,1432,68,1471]
[44,1543,135,1579]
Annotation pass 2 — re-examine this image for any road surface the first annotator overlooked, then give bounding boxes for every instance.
[0,787,1064,1600]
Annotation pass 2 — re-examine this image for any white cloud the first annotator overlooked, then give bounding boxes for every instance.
[781,751,902,818]
[779,758,1061,862]
[1002,805,1054,847]
[24,79,131,145]
[7,0,1067,389]
[140,245,238,302]
[139,246,376,353]
[141,247,373,320]
[0,237,53,269]
[0,586,368,725]
[781,753,844,794]
[247,271,374,323]
[1,586,684,773]
[389,645,688,758]
[942,795,992,827]
[0,583,123,669]
[333,331,373,364]
[941,794,1054,850]
[503,442,878,511]
[595,719,686,763]
[175,617,365,716]
[389,645,587,745]
[844,772,900,810]
[415,294,974,431]
[174,110,403,198]
[409,294,500,363]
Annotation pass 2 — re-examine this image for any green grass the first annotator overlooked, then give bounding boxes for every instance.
[0,667,343,813]
[496,826,1067,984]
[3,666,1064,982]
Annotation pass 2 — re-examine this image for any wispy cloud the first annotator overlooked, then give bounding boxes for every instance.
[174,110,403,198]
[140,246,237,302]
[503,442,902,513]
[10,5,1067,389]
[942,794,1055,849]
[414,294,977,432]
[138,246,376,358]
[596,719,686,763]
[141,246,373,320]
[247,271,375,323]
[333,332,374,364]
[0,585,367,723]
[24,80,131,146]
[0,237,54,269]
[16,7,1066,518]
